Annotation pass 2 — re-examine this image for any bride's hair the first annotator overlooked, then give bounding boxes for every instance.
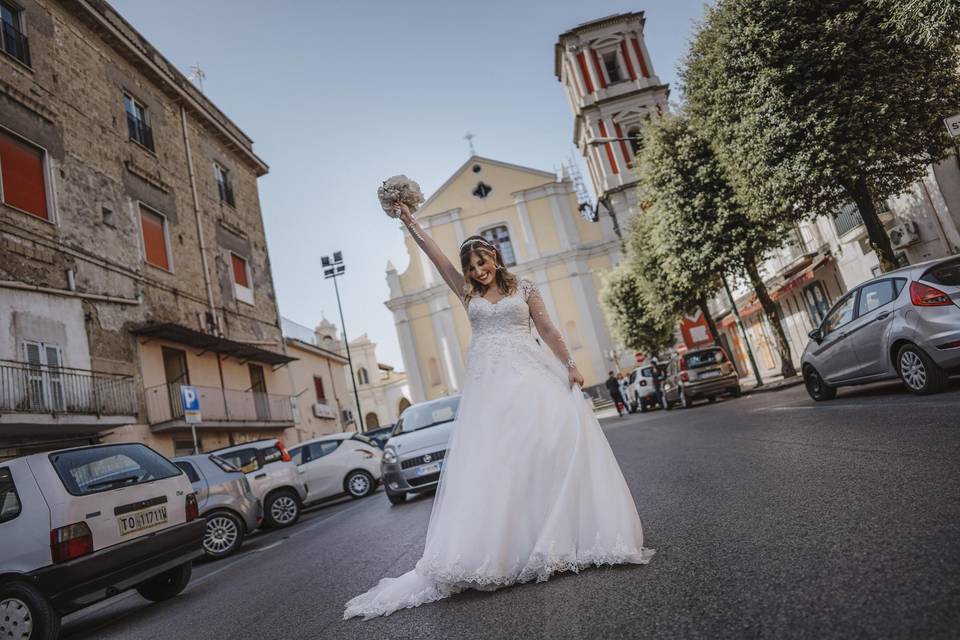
[459,235,518,303]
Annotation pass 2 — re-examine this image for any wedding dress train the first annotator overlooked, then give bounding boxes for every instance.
[343,279,654,620]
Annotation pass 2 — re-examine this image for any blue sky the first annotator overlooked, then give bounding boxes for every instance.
[110,0,708,369]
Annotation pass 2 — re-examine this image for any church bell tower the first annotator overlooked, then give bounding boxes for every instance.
[555,13,669,236]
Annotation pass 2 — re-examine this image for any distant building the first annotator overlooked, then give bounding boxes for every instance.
[0,0,293,458]
[281,318,352,440]
[311,320,410,430]
[385,156,622,402]
[555,12,669,240]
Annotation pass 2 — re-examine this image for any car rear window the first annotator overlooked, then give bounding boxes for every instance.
[0,468,21,524]
[174,461,201,483]
[684,349,725,369]
[923,258,960,286]
[640,367,653,378]
[209,455,240,473]
[262,446,284,465]
[218,448,260,473]
[395,396,461,434]
[50,444,181,496]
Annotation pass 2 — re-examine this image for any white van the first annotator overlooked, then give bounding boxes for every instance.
[0,443,205,640]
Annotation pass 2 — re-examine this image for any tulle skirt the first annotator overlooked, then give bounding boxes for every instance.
[343,334,654,620]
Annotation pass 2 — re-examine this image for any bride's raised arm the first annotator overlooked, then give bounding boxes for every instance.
[395,203,465,302]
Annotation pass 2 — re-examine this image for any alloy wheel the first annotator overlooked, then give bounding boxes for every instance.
[203,515,239,556]
[0,598,33,639]
[348,473,371,497]
[271,496,298,525]
[900,350,927,390]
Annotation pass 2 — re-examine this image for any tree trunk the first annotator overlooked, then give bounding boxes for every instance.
[697,296,723,348]
[844,175,898,272]
[744,257,797,379]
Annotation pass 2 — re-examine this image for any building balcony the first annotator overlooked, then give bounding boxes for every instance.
[0,360,138,438]
[144,383,294,432]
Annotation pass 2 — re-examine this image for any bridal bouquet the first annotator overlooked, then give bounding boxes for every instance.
[377,175,425,218]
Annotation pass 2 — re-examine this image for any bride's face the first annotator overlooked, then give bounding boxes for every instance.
[468,251,496,287]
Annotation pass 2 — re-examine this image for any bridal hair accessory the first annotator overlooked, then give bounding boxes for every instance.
[378,175,425,218]
[460,237,496,251]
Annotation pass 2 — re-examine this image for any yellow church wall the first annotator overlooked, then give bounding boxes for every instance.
[421,162,551,223]
[449,294,472,354]
[527,199,561,255]
[398,235,424,294]
[544,275,599,385]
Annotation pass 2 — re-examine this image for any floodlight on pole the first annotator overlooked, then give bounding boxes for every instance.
[322,251,365,432]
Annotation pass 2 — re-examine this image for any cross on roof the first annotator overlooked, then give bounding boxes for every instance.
[464,131,477,156]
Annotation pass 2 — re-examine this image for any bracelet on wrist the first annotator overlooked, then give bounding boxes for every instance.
[565,358,576,371]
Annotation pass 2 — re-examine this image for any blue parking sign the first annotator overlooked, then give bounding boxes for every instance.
[179,385,200,411]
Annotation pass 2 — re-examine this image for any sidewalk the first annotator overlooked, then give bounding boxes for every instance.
[739,372,805,394]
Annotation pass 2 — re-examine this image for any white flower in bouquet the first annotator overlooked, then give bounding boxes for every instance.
[377,175,425,218]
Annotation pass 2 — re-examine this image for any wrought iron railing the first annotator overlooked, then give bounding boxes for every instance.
[126,112,155,151]
[832,203,864,237]
[0,360,137,416]
[144,383,293,425]
[1,20,30,67]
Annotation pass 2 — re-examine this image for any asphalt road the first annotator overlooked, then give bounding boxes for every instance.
[61,379,960,640]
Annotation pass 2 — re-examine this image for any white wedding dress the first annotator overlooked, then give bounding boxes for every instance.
[343,278,654,620]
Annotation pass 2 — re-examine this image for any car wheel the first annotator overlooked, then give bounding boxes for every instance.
[136,563,192,602]
[897,344,949,395]
[345,470,375,498]
[264,490,301,528]
[639,401,648,413]
[803,365,837,401]
[730,386,742,398]
[202,510,245,559]
[680,387,693,409]
[387,490,407,505]
[0,582,61,640]
[708,395,717,404]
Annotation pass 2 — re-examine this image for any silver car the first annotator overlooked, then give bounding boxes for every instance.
[173,454,262,559]
[802,256,960,400]
[381,395,461,505]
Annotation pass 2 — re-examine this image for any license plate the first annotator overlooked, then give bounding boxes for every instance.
[699,370,722,379]
[415,462,441,476]
[117,505,168,536]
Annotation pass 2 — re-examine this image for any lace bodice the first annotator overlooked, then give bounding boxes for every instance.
[466,279,537,340]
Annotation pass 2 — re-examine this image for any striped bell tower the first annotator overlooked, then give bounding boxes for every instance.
[555,13,669,238]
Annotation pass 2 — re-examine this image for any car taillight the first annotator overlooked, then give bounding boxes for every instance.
[639,379,647,387]
[50,522,93,564]
[681,371,689,382]
[185,493,199,522]
[910,281,952,306]
[276,440,292,462]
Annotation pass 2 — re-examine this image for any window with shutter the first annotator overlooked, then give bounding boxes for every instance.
[313,376,325,402]
[139,206,170,270]
[0,130,49,220]
[231,253,254,304]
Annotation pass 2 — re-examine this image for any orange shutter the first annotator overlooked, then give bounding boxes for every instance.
[0,131,49,220]
[140,208,170,270]
[232,254,249,287]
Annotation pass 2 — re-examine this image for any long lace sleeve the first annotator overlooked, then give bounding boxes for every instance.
[521,279,577,371]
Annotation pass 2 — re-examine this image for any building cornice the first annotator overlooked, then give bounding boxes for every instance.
[511,180,574,201]
[60,0,269,176]
[554,12,647,78]
[284,338,349,364]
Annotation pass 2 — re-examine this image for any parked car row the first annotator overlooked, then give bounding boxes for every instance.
[0,431,383,639]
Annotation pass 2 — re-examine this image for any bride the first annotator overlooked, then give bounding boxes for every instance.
[343,202,654,620]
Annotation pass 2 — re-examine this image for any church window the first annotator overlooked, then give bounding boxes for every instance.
[357,367,369,385]
[365,412,380,428]
[602,51,623,83]
[627,127,643,156]
[472,182,492,198]
[481,225,516,266]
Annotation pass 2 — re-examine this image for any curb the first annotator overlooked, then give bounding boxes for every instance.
[742,377,805,394]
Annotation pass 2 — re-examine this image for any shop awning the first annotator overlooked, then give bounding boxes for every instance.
[131,323,296,365]
[719,254,832,327]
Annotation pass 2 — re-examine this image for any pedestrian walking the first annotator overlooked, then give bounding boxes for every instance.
[618,372,631,414]
[605,371,626,417]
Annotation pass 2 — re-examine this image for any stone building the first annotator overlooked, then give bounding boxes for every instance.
[0,0,294,458]
[385,156,622,402]
[555,12,669,242]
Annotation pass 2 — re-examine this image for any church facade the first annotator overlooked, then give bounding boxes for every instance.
[385,157,623,403]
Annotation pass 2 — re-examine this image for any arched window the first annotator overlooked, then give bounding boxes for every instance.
[480,225,516,266]
[627,127,643,157]
[398,397,411,414]
[427,357,441,386]
[357,367,369,385]
[565,320,583,349]
[364,412,380,428]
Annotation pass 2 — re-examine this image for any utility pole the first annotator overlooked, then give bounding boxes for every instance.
[322,252,364,432]
[723,276,764,388]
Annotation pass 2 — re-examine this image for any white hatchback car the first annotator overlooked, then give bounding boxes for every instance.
[0,443,205,640]
[288,433,382,503]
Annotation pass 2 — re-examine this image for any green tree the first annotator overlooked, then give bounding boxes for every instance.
[634,112,797,377]
[599,264,676,357]
[683,0,960,271]
[871,0,960,47]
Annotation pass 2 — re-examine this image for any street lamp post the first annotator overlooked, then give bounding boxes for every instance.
[322,251,365,432]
